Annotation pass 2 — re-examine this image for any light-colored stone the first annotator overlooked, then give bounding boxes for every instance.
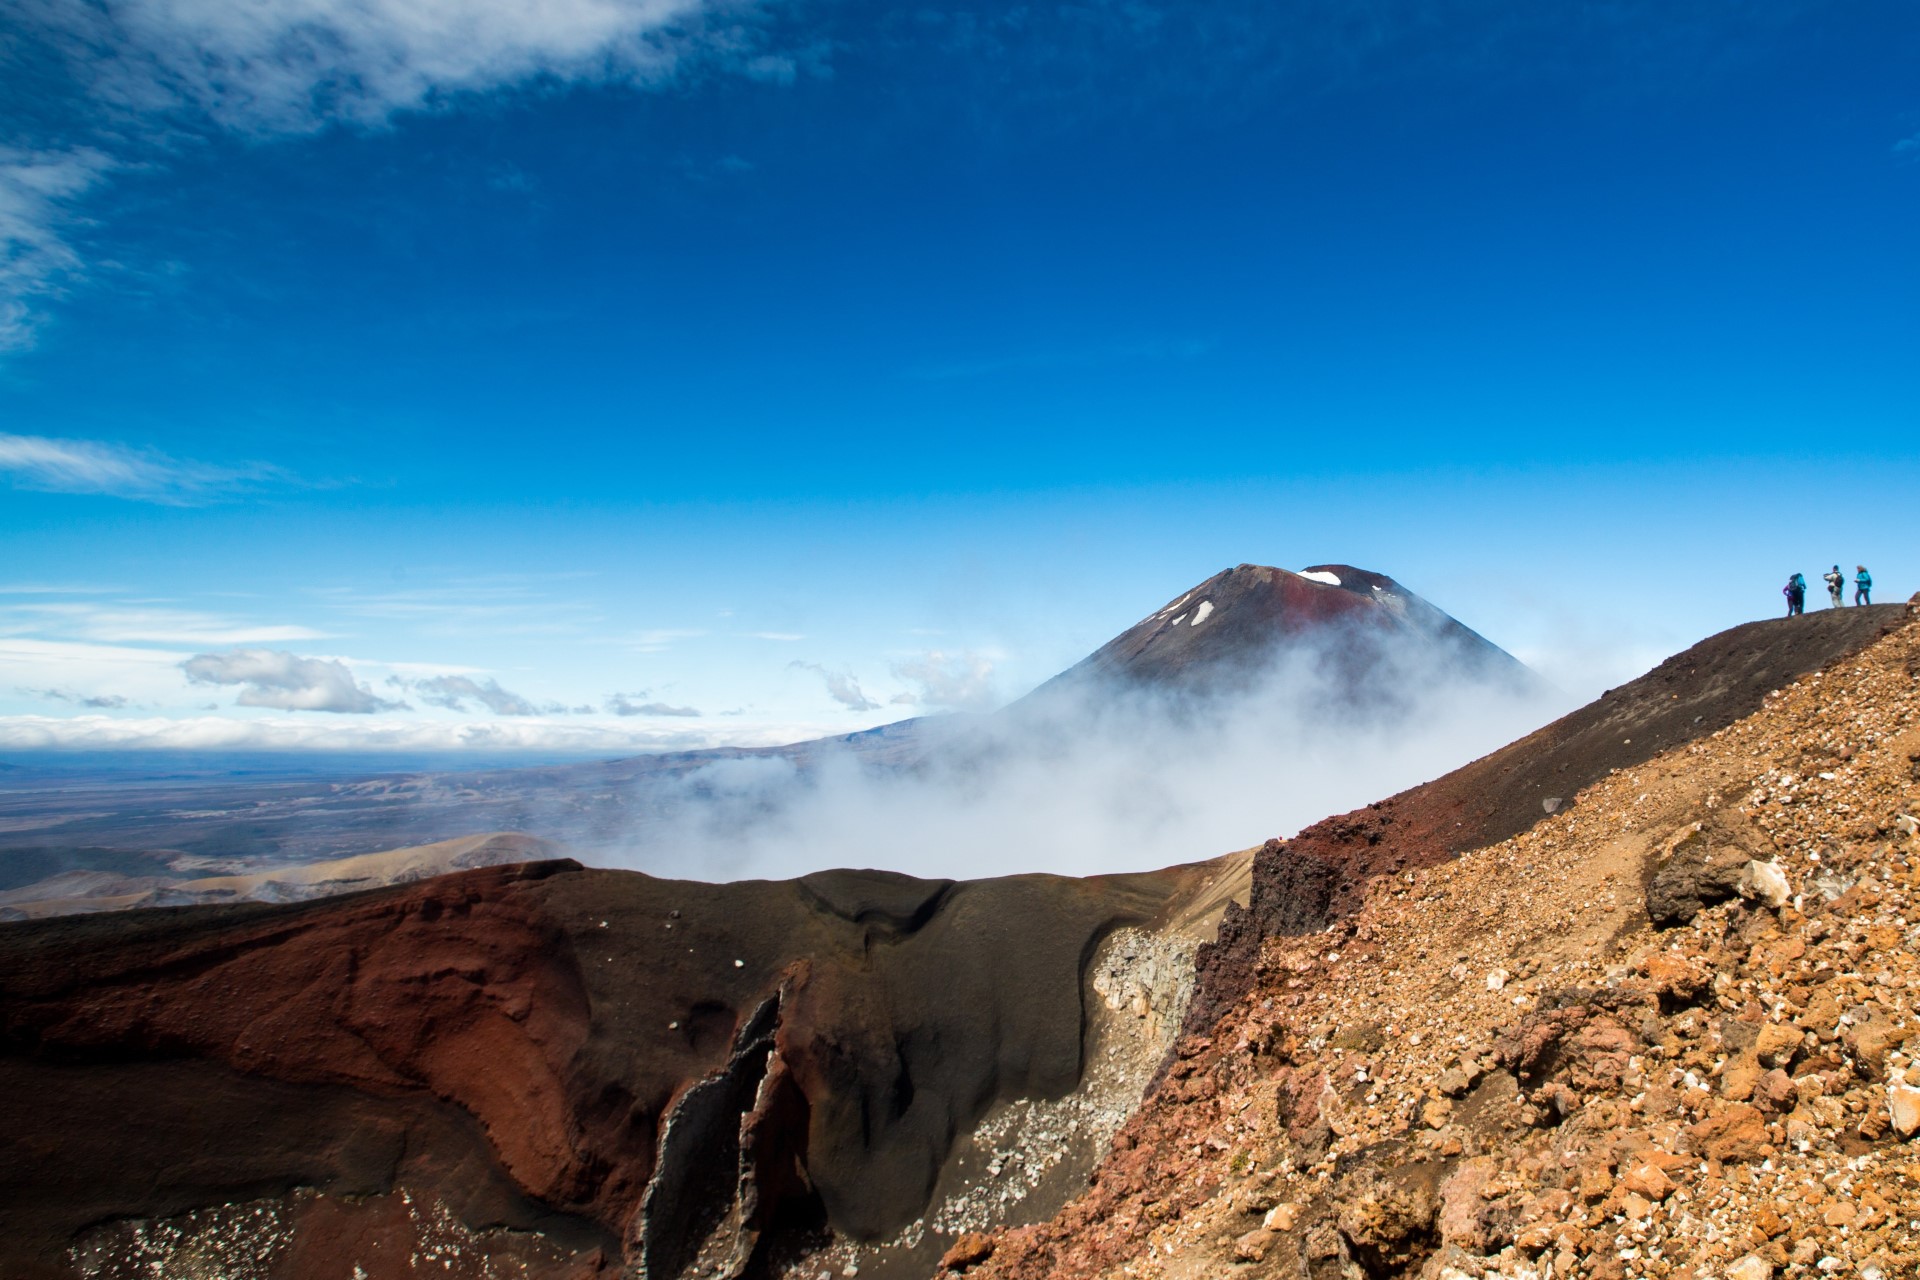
[1722,1060,1761,1101]
[1753,1023,1802,1069]
[1728,1255,1774,1280]
[1887,1084,1920,1137]
[1688,1102,1772,1162]
[1620,1162,1674,1201]
[1232,1228,1274,1262]
[1739,860,1792,908]
[1261,1203,1298,1233]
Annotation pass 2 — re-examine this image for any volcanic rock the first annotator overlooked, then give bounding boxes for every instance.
[1185,604,1906,1032]
[1645,823,1751,926]
[0,854,1238,1278]
[940,1232,996,1271]
[1022,562,1533,702]
[964,607,1920,1280]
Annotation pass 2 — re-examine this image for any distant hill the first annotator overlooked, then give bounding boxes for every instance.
[0,832,555,921]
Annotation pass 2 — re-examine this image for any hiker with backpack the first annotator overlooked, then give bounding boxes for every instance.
[1823,565,1845,608]
[1856,565,1872,605]
[1784,573,1806,616]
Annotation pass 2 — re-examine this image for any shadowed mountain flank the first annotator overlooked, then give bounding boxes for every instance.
[1186,603,1910,1033]
[0,853,1237,1278]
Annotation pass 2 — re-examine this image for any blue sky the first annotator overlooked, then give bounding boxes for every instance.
[0,0,1915,753]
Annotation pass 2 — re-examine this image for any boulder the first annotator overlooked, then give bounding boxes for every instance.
[1754,1023,1803,1069]
[1620,1162,1674,1202]
[940,1233,996,1272]
[1688,1103,1773,1162]
[1645,825,1749,926]
[1232,1228,1274,1262]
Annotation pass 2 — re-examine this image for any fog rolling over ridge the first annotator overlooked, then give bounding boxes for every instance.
[0,564,1564,902]
[595,564,1566,882]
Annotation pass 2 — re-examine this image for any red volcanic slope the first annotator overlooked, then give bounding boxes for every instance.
[0,857,1215,1278]
[1024,562,1531,697]
[1184,603,1909,1034]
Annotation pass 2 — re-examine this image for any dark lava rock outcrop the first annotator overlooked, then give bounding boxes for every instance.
[0,854,1234,1278]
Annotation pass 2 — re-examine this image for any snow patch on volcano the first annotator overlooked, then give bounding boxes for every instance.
[1298,570,1341,586]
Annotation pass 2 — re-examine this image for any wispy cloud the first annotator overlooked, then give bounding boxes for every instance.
[625,628,708,653]
[890,649,1000,710]
[788,660,879,711]
[411,674,539,716]
[608,693,702,717]
[182,648,407,713]
[0,433,287,503]
[0,148,114,351]
[46,0,758,137]
[326,583,602,636]
[5,0,801,348]
[3,606,328,652]
[2,599,325,645]
[16,686,131,709]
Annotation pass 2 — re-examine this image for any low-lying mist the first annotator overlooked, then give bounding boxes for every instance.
[578,629,1570,883]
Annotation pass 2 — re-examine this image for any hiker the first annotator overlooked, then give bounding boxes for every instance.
[1824,565,1845,608]
[1856,565,1873,606]
[1783,573,1806,616]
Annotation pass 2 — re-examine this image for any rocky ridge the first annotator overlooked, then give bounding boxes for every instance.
[0,852,1247,1279]
[970,598,1920,1280]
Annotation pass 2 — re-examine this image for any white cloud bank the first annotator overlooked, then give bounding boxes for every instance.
[0,713,810,753]
[598,632,1571,883]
